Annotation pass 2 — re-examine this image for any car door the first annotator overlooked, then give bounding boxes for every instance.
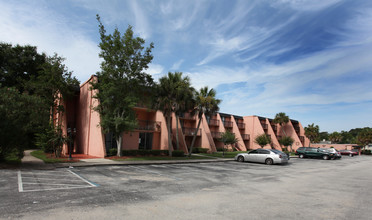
[246,150,259,162]
[305,147,316,157]
[257,149,270,163]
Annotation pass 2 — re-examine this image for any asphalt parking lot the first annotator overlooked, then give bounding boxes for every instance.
[1,156,372,219]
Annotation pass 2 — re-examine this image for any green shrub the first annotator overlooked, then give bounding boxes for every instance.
[192,147,209,153]
[107,148,117,156]
[122,150,137,156]
[121,149,170,156]
[172,150,185,157]
[362,150,371,155]
[216,147,224,152]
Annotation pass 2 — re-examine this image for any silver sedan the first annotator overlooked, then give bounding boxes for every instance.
[234,149,289,165]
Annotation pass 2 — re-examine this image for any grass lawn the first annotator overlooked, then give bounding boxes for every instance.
[30,150,79,163]
[198,151,246,158]
[109,155,213,161]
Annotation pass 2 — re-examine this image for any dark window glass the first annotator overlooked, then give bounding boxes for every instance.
[258,149,270,154]
[249,150,258,154]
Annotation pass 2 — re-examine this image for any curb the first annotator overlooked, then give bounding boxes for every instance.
[55,158,233,168]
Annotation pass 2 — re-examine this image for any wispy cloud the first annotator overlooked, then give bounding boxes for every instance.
[1,0,371,131]
[170,59,184,70]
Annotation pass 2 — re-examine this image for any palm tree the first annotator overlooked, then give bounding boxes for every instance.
[254,134,271,148]
[189,86,221,156]
[273,112,289,137]
[174,78,195,150]
[304,123,319,147]
[153,72,193,156]
[219,130,239,157]
[329,132,342,144]
[356,128,372,152]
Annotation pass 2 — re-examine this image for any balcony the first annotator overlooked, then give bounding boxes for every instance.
[237,122,245,129]
[136,120,161,132]
[182,127,201,136]
[208,119,220,126]
[223,121,233,128]
[211,132,222,139]
[241,134,250,140]
[179,112,196,120]
[261,123,268,130]
[295,127,300,134]
[271,124,277,131]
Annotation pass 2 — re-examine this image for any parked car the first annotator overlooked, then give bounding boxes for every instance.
[235,149,289,165]
[296,147,337,160]
[324,148,342,159]
[339,150,358,157]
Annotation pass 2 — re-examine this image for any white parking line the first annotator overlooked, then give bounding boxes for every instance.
[18,171,23,192]
[18,169,98,192]
[67,169,99,187]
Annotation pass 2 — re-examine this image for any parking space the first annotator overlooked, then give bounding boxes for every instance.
[17,169,98,193]
[1,155,372,219]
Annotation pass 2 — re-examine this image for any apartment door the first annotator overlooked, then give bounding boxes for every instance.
[139,132,153,150]
[105,132,117,152]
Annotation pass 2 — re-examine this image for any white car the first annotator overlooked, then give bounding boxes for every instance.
[235,149,289,165]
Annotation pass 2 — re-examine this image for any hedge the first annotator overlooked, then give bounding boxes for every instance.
[172,150,185,157]
[192,148,209,153]
[121,150,169,156]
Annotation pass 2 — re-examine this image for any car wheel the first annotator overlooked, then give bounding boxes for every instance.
[299,154,304,159]
[349,154,353,157]
[237,156,244,162]
[322,155,329,160]
[265,158,273,165]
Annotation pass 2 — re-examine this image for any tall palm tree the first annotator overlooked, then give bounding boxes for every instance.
[329,132,342,144]
[153,72,193,156]
[189,86,221,156]
[174,77,195,150]
[304,123,319,147]
[273,112,290,137]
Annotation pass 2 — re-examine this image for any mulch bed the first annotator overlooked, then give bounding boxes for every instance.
[45,153,80,162]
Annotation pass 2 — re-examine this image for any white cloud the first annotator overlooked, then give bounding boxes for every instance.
[0,1,100,83]
[146,63,165,82]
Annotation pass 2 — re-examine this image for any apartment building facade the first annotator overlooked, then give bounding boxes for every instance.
[59,76,310,158]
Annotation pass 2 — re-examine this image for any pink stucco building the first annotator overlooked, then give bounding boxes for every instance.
[59,75,311,158]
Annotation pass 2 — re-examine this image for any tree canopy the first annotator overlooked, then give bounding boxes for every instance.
[219,130,239,156]
[254,134,271,148]
[0,42,79,160]
[273,112,289,136]
[304,123,319,146]
[189,86,221,156]
[153,72,194,155]
[91,15,154,157]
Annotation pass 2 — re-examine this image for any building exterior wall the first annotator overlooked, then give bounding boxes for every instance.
[59,75,314,158]
[264,118,281,150]
[230,116,247,151]
[310,143,357,151]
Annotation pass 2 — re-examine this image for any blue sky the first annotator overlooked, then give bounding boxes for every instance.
[1,0,372,132]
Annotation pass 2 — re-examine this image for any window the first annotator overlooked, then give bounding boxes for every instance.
[258,149,270,154]
[249,150,258,154]
[271,149,281,154]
